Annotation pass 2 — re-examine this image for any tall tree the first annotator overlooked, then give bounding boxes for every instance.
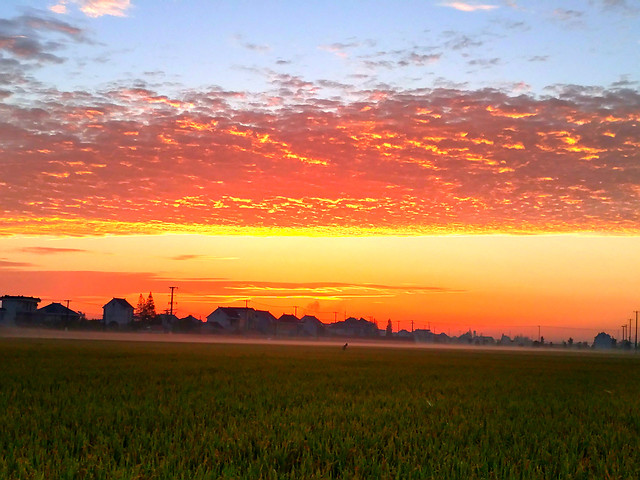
[386,319,393,337]
[145,292,156,319]
[135,294,146,320]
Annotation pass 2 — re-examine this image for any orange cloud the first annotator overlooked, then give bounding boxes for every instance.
[1,83,639,236]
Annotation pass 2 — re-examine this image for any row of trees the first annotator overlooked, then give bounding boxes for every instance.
[135,293,157,322]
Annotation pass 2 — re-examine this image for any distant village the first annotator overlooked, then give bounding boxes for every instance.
[0,293,630,351]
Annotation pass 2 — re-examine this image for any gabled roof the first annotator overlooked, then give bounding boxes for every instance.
[327,317,378,336]
[278,314,300,323]
[38,302,78,315]
[104,297,133,309]
[332,317,375,328]
[213,307,255,319]
[254,310,277,321]
[301,315,322,324]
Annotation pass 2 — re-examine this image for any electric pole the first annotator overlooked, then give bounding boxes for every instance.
[244,299,249,332]
[411,320,414,333]
[538,325,541,343]
[635,311,639,351]
[64,299,71,328]
[168,286,177,316]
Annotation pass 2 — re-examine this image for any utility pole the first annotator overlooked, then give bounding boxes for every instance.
[244,299,250,332]
[396,320,400,333]
[622,324,627,342]
[168,286,177,316]
[635,311,639,351]
[538,325,541,343]
[293,305,298,317]
[64,299,71,328]
[333,312,338,323]
[630,319,632,346]
[411,320,414,333]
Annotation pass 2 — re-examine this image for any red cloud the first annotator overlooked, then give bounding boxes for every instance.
[0,82,639,235]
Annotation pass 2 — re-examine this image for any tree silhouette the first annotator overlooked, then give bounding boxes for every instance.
[135,294,146,320]
[134,292,157,322]
[145,292,156,319]
[386,319,393,337]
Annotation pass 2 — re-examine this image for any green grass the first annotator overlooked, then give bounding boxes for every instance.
[1,338,640,479]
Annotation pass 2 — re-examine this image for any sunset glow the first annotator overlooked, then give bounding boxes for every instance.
[1,0,639,342]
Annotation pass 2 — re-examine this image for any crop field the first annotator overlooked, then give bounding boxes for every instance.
[1,338,640,479]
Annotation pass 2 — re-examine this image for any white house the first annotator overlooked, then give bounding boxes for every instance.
[300,315,325,336]
[207,307,254,331]
[252,310,277,334]
[0,295,41,326]
[327,317,378,337]
[276,314,301,336]
[103,298,134,328]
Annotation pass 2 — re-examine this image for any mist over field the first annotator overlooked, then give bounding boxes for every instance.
[2,337,640,478]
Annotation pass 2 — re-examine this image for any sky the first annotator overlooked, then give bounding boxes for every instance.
[0,0,639,341]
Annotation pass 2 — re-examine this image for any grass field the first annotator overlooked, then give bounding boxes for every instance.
[1,338,640,479]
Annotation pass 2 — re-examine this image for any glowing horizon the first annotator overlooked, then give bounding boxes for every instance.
[2,233,639,343]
